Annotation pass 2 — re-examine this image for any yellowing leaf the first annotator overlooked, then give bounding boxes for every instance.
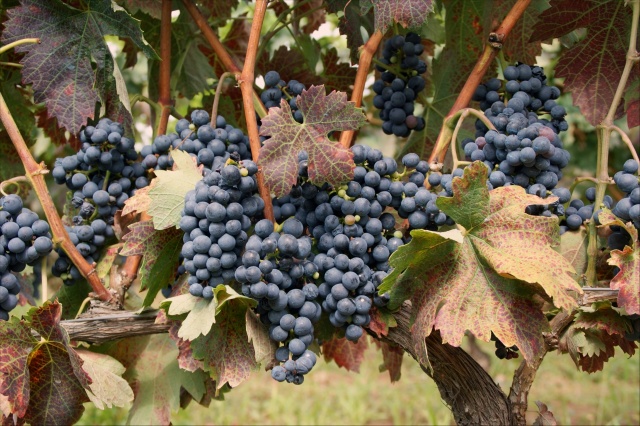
[148,149,202,230]
[76,350,134,410]
[258,85,364,197]
[380,162,581,363]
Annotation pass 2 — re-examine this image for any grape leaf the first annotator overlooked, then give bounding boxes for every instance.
[625,76,640,129]
[258,46,323,89]
[0,302,92,425]
[559,308,637,373]
[321,47,358,93]
[95,243,123,280]
[122,181,155,217]
[380,161,581,363]
[119,0,162,18]
[148,149,203,230]
[322,336,368,372]
[325,0,375,63]
[200,0,240,22]
[245,310,276,366]
[168,322,205,373]
[75,350,134,410]
[559,228,589,277]
[98,334,207,426]
[533,401,557,426]
[0,318,37,417]
[367,306,396,337]
[258,85,364,197]
[161,293,219,341]
[376,341,403,382]
[189,286,258,389]
[599,211,640,315]
[489,0,548,64]
[295,0,326,34]
[120,220,183,306]
[1,0,157,135]
[360,0,433,33]
[529,0,633,126]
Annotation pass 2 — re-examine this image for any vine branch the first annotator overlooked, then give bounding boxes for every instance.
[0,93,112,302]
[156,0,173,137]
[428,0,533,165]
[340,30,384,149]
[239,0,274,223]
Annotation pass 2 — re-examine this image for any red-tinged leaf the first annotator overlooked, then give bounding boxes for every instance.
[322,336,368,372]
[0,318,37,417]
[95,243,123,280]
[122,183,153,217]
[1,0,157,135]
[121,221,183,306]
[190,293,258,389]
[259,85,364,196]
[533,401,557,426]
[367,307,397,337]
[380,162,580,364]
[626,77,640,128]
[295,0,326,34]
[35,109,80,149]
[325,0,375,63]
[559,308,637,373]
[321,47,358,93]
[168,323,204,373]
[360,0,434,33]
[530,0,633,126]
[378,341,403,382]
[599,210,639,315]
[489,0,548,64]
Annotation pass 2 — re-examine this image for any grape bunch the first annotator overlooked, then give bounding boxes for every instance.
[51,117,147,284]
[142,110,253,171]
[491,333,519,360]
[1,194,53,320]
[612,159,640,229]
[372,32,427,137]
[261,71,306,123]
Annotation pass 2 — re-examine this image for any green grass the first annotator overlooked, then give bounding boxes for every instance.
[79,339,639,425]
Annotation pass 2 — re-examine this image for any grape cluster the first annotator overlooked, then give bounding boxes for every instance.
[142,110,253,171]
[373,33,427,137]
[261,71,306,123]
[51,117,147,284]
[1,194,53,320]
[612,159,640,229]
[491,333,519,360]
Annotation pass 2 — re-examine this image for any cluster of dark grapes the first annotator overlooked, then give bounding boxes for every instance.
[261,70,306,123]
[372,32,427,137]
[0,194,53,320]
[142,110,253,171]
[612,159,640,229]
[491,333,519,360]
[51,117,147,284]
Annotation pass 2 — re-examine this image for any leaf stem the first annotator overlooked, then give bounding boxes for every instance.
[340,30,384,149]
[0,92,112,302]
[156,0,173,137]
[427,0,532,165]
[239,0,274,222]
[210,72,237,125]
[611,125,640,166]
[0,38,40,55]
[586,0,639,286]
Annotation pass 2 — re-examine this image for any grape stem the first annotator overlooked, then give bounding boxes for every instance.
[182,0,268,119]
[340,30,384,149]
[586,0,639,287]
[156,0,173,137]
[611,125,640,167]
[0,175,31,196]
[0,92,113,302]
[0,37,40,55]
[427,0,532,165]
[449,108,496,170]
[239,0,275,223]
[210,72,237,125]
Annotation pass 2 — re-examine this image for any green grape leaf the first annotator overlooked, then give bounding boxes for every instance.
[559,307,637,373]
[529,0,633,126]
[0,301,92,425]
[97,334,208,426]
[1,0,157,135]
[189,286,258,389]
[360,0,433,33]
[258,85,364,197]
[559,228,589,278]
[380,162,581,364]
[148,149,203,230]
[0,318,37,417]
[322,336,368,372]
[120,221,183,306]
[598,211,640,315]
[75,350,133,410]
[325,0,375,63]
